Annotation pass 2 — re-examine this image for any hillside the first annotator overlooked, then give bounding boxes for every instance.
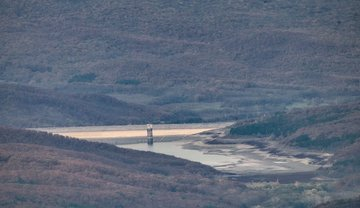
[230,101,360,150]
[0,82,204,127]
[1,126,359,207]
[229,102,360,188]
[1,0,359,125]
[0,82,163,127]
[1,1,359,206]
[315,196,360,208]
[0,127,265,208]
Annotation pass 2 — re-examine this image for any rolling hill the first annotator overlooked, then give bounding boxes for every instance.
[315,196,360,208]
[0,82,203,128]
[229,102,360,190]
[229,101,360,150]
[1,0,359,126]
[0,82,172,127]
[0,127,260,208]
[1,1,359,207]
[1,116,359,207]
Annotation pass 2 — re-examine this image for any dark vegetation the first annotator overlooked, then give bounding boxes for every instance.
[315,196,360,208]
[69,73,97,83]
[230,101,360,151]
[0,0,359,127]
[327,140,360,182]
[116,79,141,86]
[0,82,203,127]
[230,102,360,204]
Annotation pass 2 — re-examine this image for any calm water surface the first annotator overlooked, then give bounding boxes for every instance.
[33,122,320,175]
[119,139,319,175]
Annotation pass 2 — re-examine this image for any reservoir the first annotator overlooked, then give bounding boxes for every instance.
[120,138,318,175]
[33,122,323,175]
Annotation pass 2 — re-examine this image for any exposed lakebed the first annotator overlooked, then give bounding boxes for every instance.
[33,122,325,175]
[120,138,320,175]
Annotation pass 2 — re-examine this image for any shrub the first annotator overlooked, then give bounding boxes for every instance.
[69,73,97,83]
[116,79,141,85]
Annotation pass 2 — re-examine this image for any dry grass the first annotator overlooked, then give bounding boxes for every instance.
[0,127,260,208]
[0,0,359,127]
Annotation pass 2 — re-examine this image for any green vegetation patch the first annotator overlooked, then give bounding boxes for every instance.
[26,65,52,72]
[292,134,360,149]
[333,158,360,168]
[67,203,96,208]
[69,73,97,83]
[116,79,141,85]
[230,113,297,136]
[230,103,357,138]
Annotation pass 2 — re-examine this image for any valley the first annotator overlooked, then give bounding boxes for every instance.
[1,0,359,207]
[1,0,359,127]
[34,122,325,176]
[1,112,359,207]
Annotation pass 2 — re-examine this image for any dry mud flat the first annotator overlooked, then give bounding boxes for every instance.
[32,122,233,139]
[121,137,326,178]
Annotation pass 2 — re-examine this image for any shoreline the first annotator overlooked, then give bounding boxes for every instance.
[206,136,332,166]
[30,122,234,133]
[32,122,329,184]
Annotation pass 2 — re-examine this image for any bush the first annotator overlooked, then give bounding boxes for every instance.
[292,134,359,149]
[116,79,141,85]
[69,73,97,83]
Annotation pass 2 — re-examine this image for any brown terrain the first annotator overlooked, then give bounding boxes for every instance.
[1,102,359,207]
[0,0,359,127]
[0,0,359,207]
[0,127,264,208]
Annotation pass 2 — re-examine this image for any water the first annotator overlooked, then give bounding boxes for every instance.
[119,139,319,175]
[33,122,321,175]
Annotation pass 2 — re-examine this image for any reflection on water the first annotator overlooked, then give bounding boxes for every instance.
[119,139,319,175]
